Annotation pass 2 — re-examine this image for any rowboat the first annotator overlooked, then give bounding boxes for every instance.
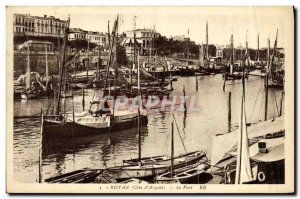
[155,157,210,184]
[123,151,206,167]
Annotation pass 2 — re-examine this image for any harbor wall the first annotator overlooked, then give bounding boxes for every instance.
[14,51,60,76]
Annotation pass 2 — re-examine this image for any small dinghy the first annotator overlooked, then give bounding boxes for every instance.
[155,160,211,184]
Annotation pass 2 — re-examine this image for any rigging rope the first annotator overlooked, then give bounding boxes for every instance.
[272,89,280,116]
[249,81,263,122]
[172,114,188,154]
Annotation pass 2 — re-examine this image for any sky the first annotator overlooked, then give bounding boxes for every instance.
[9,6,293,49]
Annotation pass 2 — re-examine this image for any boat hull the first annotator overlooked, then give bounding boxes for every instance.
[108,165,170,180]
[43,115,148,138]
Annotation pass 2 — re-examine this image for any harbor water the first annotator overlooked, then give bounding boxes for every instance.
[13,74,284,182]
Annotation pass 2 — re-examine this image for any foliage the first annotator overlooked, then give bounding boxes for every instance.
[153,36,217,58]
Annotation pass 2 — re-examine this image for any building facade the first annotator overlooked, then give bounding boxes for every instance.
[86,31,107,46]
[123,28,160,55]
[68,28,87,40]
[17,40,54,51]
[13,13,68,37]
[68,28,108,46]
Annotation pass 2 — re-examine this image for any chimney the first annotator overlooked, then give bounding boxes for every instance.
[44,15,47,18]
[258,142,268,153]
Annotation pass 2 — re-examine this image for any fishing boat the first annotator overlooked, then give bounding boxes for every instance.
[154,122,210,184]
[223,33,243,80]
[43,15,148,138]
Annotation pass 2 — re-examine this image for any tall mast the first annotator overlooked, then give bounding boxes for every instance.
[112,21,119,118]
[245,31,249,67]
[107,20,110,48]
[26,45,31,90]
[231,33,234,66]
[170,121,174,178]
[186,29,189,66]
[86,38,90,80]
[55,16,70,115]
[230,32,234,74]
[257,33,260,61]
[206,21,209,60]
[150,25,154,59]
[264,37,270,121]
[137,51,141,161]
[45,42,49,88]
[97,44,101,82]
[131,16,136,89]
[103,16,118,95]
[270,29,279,72]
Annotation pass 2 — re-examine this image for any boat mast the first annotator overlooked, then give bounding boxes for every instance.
[45,42,49,89]
[245,31,249,67]
[103,16,118,96]
[270,29,279,78]
[186,29,189,66]
[97,44,101,83]
[131,16,136,90]
[257,33,260,62]
[264,37,270,121]
[55,16,70,115]
[26,45,31,90]
[230,32,234,74]
[206,21,209,61]
[137,51,142,162]
[150,25,153,59]
[107,20,111,49]
[113,19,119,118]
[86,39,90,81]
[171,121,174,178]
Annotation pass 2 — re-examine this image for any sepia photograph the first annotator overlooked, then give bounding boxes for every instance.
[6,6,294,194]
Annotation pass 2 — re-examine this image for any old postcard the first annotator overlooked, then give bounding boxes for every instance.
[6,6,294,193]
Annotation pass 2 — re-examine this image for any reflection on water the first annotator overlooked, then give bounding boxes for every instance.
[13,75,284,182]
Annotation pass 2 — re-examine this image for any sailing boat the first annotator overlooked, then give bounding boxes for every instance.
[43,16,112,138]
[223,32,243,80]
[43,15,147,138]
[178,29,196,76]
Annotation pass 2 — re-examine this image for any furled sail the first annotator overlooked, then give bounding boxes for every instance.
[235,86,254,184]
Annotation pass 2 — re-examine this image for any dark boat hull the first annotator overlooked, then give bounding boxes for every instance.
[43,115,148,138]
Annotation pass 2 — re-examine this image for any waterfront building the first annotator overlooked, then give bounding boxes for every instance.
[123,28,160,55]
[17,40,54,51]
[68,28,108,47]
[13,13,68,37]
